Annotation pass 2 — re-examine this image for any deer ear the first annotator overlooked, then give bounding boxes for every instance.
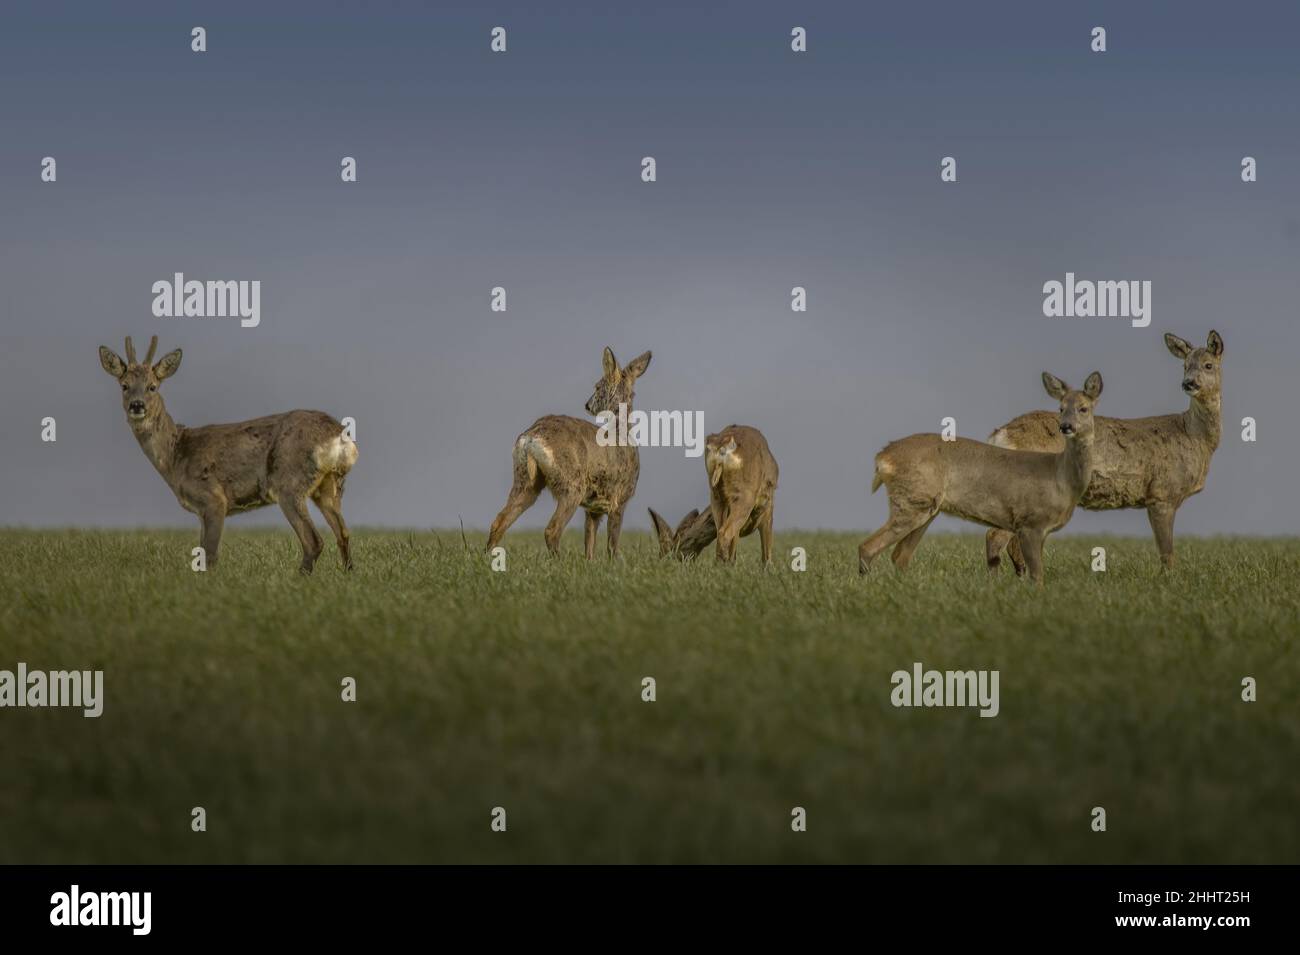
[99,346,126,378]
[625,350,652,379]
[602,347,618,379]
[648,508,675,555]
[1207,330,1224,357]
[1041,372,1069,400]
[153,348,182,381]
[1164,332,1193,359]
[1083,371,1103,400]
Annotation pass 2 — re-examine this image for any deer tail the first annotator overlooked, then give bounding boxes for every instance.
[514,433,550,486]
[872,450,895,493]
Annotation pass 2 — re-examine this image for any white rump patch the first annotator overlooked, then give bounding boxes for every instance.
[520,435,553,468]
[988,428,1012,448]
[314,434,358,473]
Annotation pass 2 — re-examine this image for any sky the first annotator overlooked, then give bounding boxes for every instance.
[1,0,1297,535]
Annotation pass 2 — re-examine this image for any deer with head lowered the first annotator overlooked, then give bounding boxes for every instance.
[98,336,358,574]
[649,424,777,564]
[648,505,716,560]
[861,371,1104,586]
[985,330,1222,573]
[486,346,651,558]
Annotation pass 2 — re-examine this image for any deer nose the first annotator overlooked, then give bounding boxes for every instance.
[1059,422,1075,435]
[1182,379,1196,391]
[128,400,146,414]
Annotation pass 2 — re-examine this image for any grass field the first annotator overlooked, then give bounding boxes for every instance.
[0,527,1296,864]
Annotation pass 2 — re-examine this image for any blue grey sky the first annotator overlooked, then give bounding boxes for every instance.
[1,0,1297,534]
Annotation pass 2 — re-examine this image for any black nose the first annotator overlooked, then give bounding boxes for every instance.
[1182,379,1195,391]
[129,400,145,413]
[1059,423,1074,435]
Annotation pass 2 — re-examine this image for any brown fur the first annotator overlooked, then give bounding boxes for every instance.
[861,372,1103,586]
[98,336,358,573]
[648,506,717,559]
[486,347,652,558]
[985,330,1222,573]
[703,425,778,564]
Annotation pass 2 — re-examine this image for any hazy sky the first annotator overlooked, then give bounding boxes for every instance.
[2,0,1297,535]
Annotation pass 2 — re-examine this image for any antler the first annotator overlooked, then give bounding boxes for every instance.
[144,335,158,365]
[125,336,137,364]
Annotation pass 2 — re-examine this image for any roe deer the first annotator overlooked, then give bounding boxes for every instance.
[861,372,1103,586]
[985,330,1222,573]
[702,425,779,564]
[98,336,358,574]
[648,505,716,559]
[486,346,651,558]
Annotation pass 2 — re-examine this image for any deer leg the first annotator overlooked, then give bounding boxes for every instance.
[1146,502,1177,570]
[859,506,934,575]
[584,511,602,560]
[486,467,544,553]
[891,514,937,571]
[280,495,324,575]
[1005,533,1028,577]
[606,504,626,558]
[758,505,774,565]
[716,506,750,564]
[1015,527,1046,587]
[199,505,226,569]
[721,495,757,564]
[985,528,1015,573]
[709,498,729,563]
[543,492,582,556]
[312,474,353,570]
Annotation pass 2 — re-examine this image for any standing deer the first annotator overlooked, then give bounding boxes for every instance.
[98,336,358,574]
[861,372,1103,586]
[486,347,652,558]
[984,330,1222,573]
[702,425,779,564]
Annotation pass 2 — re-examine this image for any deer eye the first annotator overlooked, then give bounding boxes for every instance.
[1080,406,1089,414]
[1203,362,1213,370]
[148,384,157,392]
[121,383,128,391]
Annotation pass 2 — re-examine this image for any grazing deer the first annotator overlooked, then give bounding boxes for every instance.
[701,425,779,564]
[648,505,716,559]
[486,347,652,558]
[861,372,1103,586]
[98,336,358,574]
[985,331,1222,573]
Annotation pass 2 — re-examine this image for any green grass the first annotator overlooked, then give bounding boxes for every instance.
[0,527,1296,864]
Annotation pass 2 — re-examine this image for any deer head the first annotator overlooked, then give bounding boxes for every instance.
[648,507,712,558]
[1042,371,1103,439]
[98,336,183,431]
[584,346,652,416]
[1164,330,1223,402]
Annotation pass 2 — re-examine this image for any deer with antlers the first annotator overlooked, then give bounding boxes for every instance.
[98,336,358,574]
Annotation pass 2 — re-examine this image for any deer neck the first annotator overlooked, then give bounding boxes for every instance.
[1058,429,1095,498]
[132,406,182,481]
[1183,393,1221,451]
